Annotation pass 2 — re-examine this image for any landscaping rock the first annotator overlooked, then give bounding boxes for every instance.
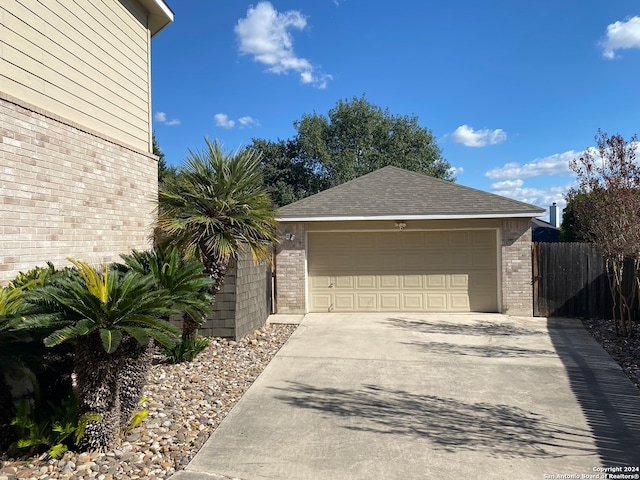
[1,324,296,480]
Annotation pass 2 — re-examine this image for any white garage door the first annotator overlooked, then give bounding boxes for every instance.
[307,230,498,312]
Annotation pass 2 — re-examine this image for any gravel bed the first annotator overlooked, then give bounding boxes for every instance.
[0,323,297,480]
[582,317,640,390]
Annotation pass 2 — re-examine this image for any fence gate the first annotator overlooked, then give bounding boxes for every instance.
[532,242,610,318]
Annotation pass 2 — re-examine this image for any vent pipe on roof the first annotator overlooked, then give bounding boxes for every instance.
[549,203,559,227]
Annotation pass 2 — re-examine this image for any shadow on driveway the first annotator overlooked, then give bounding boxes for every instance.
[386,316,546,337]
[547,317,640,466]
[271,381,596,459]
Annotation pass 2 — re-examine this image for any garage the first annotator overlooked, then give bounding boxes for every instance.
[307,230,498,312]
[275,166,545,316]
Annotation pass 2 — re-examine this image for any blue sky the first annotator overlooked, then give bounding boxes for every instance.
[150,1,640,220]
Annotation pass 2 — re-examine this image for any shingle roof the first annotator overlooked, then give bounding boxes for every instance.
[277,166,545,221]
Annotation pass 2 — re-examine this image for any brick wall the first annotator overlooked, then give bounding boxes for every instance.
[199,248,272,339]
[501,218,534,316]
[0,94,157,284]
[274,223,306,314]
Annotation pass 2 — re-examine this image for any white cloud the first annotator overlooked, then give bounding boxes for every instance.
[214,113,235,129]
[235,2,331,88]
[154,111,180,126]
[238,116,259,128]
[491,181,571,210]
[450,125,507,147]
[490,179,523,190]
[485,150,577,180]
[600,16,640,59]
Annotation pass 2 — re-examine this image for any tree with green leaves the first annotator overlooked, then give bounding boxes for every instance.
[559,192,591,242]
[154,132,177,185]
[251,95,452,205]
[567,129,640,337]
[251,138,326,207]
[157,139,279,338]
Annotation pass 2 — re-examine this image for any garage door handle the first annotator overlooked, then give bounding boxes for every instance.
[329,283,334,288]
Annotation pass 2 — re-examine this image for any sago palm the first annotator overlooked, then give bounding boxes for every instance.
[157,138,278,337]
[28,260,180,450]
[115,246,214,413]
[118,246,214,323]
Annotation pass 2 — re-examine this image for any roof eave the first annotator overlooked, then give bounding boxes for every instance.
[138,0,174,37]
[276,212,546,222]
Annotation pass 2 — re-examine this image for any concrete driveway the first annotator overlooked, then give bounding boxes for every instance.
[171,313,640,480]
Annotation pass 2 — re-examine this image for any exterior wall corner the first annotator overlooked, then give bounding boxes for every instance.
[500,218,534,316]
[275,222,307,314]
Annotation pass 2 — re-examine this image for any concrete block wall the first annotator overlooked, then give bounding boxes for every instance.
[501,218,534,316]
[199,248,272,339]
[274,223,306,314]
[0,94,157,284]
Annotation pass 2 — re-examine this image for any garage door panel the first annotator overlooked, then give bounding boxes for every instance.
[449,274,469,288]
[472,231,495,245]
[380,294,400,310]
[447,251,472,269]
[426,293,447,310]
[311,294,332,311]
[424,249,448,269]
[335,276,354,289]
[403,294,424,310]
[469,291,498,312]
[400,232,425,249]
[310,275,333,288]
[356,276,376,288]
[471,249,496,268]
[425,232,447,247]
[403,275,423,288]
[307,230,498,313]
[450,293,470,310]
[380,275,400,289]
[426,275,446,288]
[335,294,355,310]
[448,231,470,247]
[356,294,377,310]
[468,272,497,290]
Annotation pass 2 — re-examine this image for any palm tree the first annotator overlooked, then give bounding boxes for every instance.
[28,260,180,450]
[157,138,278,337]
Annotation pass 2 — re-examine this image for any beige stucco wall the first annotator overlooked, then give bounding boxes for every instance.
[0,94,157,284]
[0,0,152,152]
[275,218,535,316]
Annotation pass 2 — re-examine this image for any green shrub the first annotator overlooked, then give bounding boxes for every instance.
[158,334,210,364]
[11,392,100,459]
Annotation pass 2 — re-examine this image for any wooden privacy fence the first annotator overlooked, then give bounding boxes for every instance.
[531,242,639,319]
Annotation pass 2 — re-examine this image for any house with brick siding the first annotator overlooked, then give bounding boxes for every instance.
[275,166,545,317]
[0,0,173,284]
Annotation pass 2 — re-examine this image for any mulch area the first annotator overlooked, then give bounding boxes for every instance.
[581,317,640,391]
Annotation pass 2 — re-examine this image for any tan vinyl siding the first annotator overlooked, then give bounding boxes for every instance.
[0,0,151,152]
